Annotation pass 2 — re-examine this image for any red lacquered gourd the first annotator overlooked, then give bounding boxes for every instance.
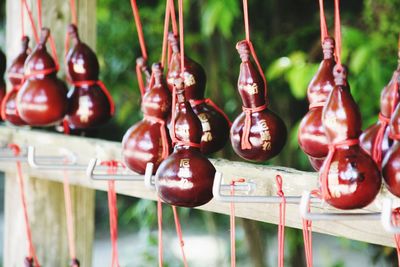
[382,97,400,197]
[65,24,113,129]
[298,37,335,164]
[122,63,172,174]
[320,65,381,209]
[308,156,325,171]
[230,40,287,162]
[360,50,400,166]
[17,28,68,126]
[167,33,230,154]
[156,79,215,208]
[1,37,30,125]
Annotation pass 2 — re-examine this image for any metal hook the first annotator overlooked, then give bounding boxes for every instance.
[0,146,27,162]
[144,163,156,190]
[381,198,400,234]
[299,191,381,221]
[86,158,145,181]
[213,172,320,203]
[27,146,86,170]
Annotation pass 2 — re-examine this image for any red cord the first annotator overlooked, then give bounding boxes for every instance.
[178,0,185,76]
[143,115,170,160]
[22,0,39,43]
[69,0,77,26]
[241,104,268,149]
[372,113,390,167]
[393,208,400,267]
[320,139,359,199]
[190,98,232,127]
[101,161,122,267]
[172,206,188,267]
[318,0,329,43]
[276,175,286,267]
[161,0,171,68]
[157,198,164,267]
[169,0,178,35]
[334,0,342,69]
[135,64,146,96]
[9,144,41,267]
[130,0,148,60]
[72,80,115,115]
[302,217,313,267]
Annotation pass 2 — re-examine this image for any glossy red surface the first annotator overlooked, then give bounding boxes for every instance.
[65,24,112,129]
[156,80,215,207]
[122,63,172,174]
[321,65,381,209]
[308,155,324,171]
[230,40,287,162]
[17,28,68,126]
[2,87,26,126]
[298,38,335,161]
[0,49,6,120]
[360,70,399,161]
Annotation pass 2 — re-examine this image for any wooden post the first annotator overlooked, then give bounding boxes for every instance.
[4,0,96,266]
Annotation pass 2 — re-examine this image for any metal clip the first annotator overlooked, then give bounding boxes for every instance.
[144,163,156,190]
[0,146,27,162]
[381,198,400,234]
[86,158,144,181]
[27,146,86,170]
[299,191,381,221]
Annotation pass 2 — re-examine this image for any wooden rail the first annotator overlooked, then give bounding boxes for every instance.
[0,126,398,251]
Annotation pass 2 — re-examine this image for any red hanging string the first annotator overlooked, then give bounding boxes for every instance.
[130,0,148,60]
[101,160,122,267]
[37,0,43,30]
[157,198,164,267]
[169,0,178,36]
[9,144,41,267]
[72,80,115,115]
[22,0,39,43]
[276,175,286,267]
[320,139,359,199]
[161,0,171,68]
[172,206,188,267]
[334,0,342,69]
[318,0,329,43]
[135,64,146,96]
[189,98,232,127]
[178,0,185,76]
[302,218,313,267]
[69,0,77,26]
[393,208,400,267]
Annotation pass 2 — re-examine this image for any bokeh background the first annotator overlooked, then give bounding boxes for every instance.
[1,0,400,266]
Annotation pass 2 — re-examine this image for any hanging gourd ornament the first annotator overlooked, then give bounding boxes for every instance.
[298,37,336,169]
[167,33,230,154]
[360,41,400,167]
[0,49,6,108]
[122,63,172,174]
[230,41,287,162]
[65,24,114,129]
[17,28,68,126]
[156,78,216,208]
[320,65,381,209]
[382,86,400,197]
[1,37,30,125]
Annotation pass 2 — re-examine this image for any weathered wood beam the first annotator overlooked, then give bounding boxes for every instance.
[0,126,397,249]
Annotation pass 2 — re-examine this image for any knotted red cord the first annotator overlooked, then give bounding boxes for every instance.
[190,98,232,127]
[143,115,170,160]
[22,0,39,43]
[318,0,328,44]
[334,0,342,70]
[229,178,245,267]
[320,139,359,199]
[240,0,269,150]
[393,208,400,267]
[301,190,320,267]
[241,104,268,150]
[101,160,124,267]
[172,206,188,267]
[276,175,286,267]
[72,80,115,115]
[9,144,41,267]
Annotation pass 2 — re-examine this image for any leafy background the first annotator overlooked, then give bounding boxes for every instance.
[2,0,400,266]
